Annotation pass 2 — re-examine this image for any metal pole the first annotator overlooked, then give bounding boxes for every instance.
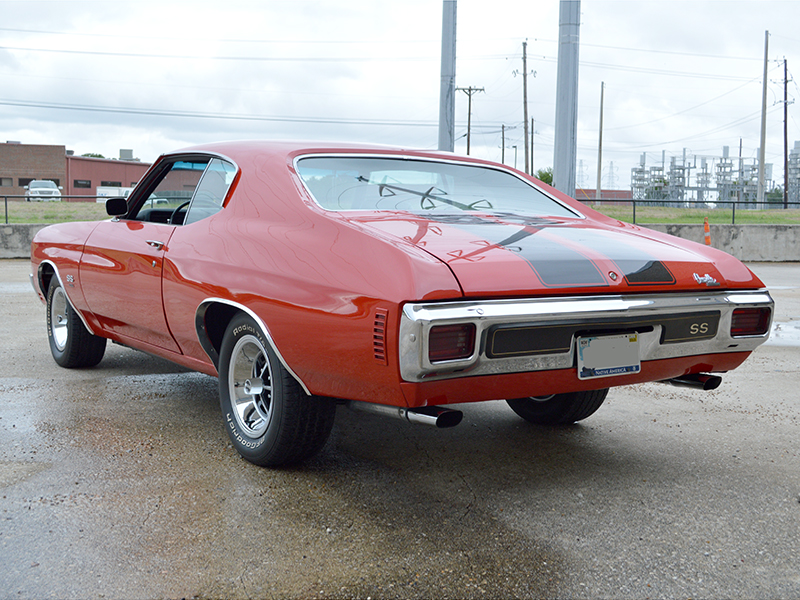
[596,81,604,203]
[522,41,529,174]
[553,0,581,196]
[757,30,769,206]
[784,58,789,209]
[501,124,505,164]
[437,0,457,152]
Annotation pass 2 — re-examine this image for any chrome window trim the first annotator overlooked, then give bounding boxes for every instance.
[291,152,585,219]
[398,290,774,382]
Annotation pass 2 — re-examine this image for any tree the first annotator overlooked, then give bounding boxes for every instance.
[535,167,553,185]
[81,153,105,159]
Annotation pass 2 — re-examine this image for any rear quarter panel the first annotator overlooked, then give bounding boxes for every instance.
[162,150,462,405]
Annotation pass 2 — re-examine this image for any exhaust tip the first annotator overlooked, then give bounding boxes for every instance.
[406,406,463,428]
[344,400,463,428]
[665,373,722,391]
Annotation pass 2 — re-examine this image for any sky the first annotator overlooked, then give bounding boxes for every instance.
[2,0,800,191]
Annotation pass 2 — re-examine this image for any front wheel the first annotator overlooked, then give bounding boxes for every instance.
[46,280,106,368]
[506,389,609,425]
[218,314,336,467]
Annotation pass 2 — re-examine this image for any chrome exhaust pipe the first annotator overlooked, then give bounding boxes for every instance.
[665,373,722,391]
[344,400,462,428]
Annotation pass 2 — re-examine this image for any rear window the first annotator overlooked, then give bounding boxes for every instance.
[296,156,578,218]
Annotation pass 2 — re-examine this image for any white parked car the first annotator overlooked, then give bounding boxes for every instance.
[25,180,62,201]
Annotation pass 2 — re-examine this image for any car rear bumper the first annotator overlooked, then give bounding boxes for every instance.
[398,290,773,383]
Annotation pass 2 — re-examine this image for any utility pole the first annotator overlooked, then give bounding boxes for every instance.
[501,124,506,164]
[530,117,535,174]
[784,57,789,208]
[553,0,581,196]
[456,86,484,155]
[437,0,457,152]
[757,30,769,206]
[522,41,530,174]
[596,81,604,203]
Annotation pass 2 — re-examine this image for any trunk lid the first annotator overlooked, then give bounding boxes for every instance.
[345,212,762,297]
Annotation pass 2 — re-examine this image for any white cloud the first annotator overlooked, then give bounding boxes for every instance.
[1,0,799,189]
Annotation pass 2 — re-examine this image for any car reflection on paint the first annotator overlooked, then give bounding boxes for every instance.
[30,141,774,467]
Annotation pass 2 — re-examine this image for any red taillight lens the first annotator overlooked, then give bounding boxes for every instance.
[730,307,771,337]
[428,323,476,362]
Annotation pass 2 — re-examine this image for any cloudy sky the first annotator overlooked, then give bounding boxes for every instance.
[2,0,799,190]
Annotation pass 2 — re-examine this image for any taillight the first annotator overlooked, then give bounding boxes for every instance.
[428,323,476,362]
[730,307,771,337]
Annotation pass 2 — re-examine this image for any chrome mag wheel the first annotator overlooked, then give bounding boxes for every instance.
[227,334,274,439]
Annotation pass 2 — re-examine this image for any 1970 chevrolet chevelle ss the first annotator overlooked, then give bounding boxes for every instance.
[31,141,774,466]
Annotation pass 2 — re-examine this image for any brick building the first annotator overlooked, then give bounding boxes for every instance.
[1,142,151,200]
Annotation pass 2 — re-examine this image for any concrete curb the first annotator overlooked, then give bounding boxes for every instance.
[1,224,48,259]
[643,224,800,262]
[2,222,799,262]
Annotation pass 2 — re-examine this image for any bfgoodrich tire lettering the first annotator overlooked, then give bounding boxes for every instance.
[46,280,106,368]
[218,314,336,467]
[506,388,609,425]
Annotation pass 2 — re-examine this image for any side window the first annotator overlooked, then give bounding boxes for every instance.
[183,159,237,226]
[129,159,209,223]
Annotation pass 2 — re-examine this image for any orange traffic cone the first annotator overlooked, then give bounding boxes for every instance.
[704,217,711,246]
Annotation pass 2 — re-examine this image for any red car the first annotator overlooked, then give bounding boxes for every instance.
[31,141,774,466]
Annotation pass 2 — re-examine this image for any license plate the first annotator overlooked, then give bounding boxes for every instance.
[577,333,641,380]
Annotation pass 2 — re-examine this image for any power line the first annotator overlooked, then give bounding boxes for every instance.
[0,98,439,127]
[0,45,433,62]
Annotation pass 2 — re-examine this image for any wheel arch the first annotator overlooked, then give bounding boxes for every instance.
[37,260,57,298]
[37,260,97,336]
[195,298,311,395]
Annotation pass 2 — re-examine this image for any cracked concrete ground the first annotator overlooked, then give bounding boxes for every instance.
[1,258,799,599]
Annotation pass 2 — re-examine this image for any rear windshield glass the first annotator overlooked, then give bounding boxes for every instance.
[296,156,578,218]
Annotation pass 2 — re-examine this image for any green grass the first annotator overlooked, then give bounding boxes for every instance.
[4,198,800,226]
[2,200,111,224]
[587,204,800,225]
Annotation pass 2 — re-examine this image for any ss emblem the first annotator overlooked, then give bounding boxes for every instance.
[689,322,709,335]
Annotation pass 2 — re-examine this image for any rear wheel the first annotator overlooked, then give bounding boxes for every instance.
[218,314,336,467]
[46,280,106,368]
[506,389,609,425]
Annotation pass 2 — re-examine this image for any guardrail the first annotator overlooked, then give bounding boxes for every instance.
[3,194,109,224]
[589,199,800,225]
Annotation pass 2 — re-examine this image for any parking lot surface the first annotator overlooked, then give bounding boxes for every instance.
[1,259,799,599]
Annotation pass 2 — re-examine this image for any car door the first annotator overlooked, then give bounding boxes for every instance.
[80,219,180,351]
[79,157,209,353]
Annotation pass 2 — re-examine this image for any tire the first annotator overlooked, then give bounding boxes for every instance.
[506,388,609,425]
[218,314,336,467]
[46,280,106,368]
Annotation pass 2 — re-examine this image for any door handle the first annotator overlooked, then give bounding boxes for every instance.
[146,240,165,250]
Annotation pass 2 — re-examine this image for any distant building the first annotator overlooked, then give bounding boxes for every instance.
[0,142,151,200]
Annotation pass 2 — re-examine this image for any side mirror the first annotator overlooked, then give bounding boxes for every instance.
[23,185,29,190]
[106,197,128,217]
[58,186,63,190]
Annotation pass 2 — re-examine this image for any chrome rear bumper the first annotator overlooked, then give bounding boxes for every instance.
[398,290,773,383]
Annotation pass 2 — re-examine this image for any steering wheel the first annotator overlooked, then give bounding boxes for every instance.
[169,201,191,225]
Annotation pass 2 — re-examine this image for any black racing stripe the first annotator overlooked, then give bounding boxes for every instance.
[549,228,676,285]
[427,218,608,288]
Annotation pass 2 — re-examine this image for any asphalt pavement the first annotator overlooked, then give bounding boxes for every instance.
[1,259,799,599]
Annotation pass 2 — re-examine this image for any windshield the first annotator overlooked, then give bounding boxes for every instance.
[296,156,578,218]
[31,181,57,189]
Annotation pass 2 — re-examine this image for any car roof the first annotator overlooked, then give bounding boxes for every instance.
[161,140,478,168]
